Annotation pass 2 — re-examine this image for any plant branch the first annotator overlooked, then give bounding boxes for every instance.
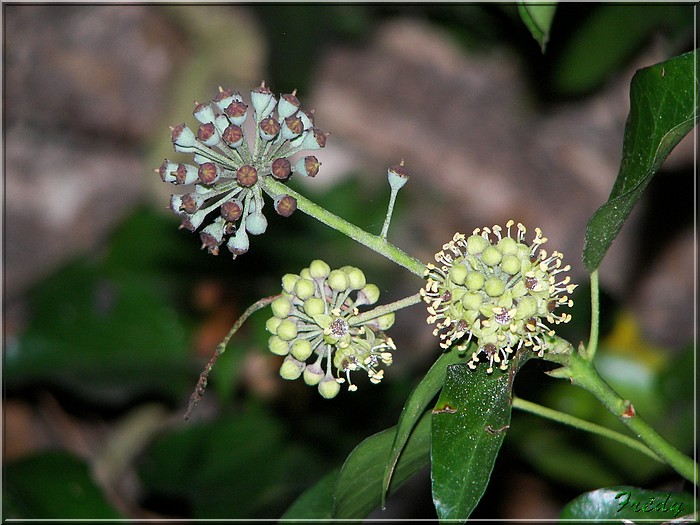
[349,292,423,326]
[544,346,698,484]
[261,177,426,277]
[512,396,661,462]
[184,294,280,420]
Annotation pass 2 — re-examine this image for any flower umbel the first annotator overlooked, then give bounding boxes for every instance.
[421,221,577,372]
[267,260,396,398]
[158,82,327,258]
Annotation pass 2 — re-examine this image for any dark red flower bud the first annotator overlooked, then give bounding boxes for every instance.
[236,165,258,187]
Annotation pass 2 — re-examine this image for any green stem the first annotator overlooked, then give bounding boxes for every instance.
[586,269,600,360]
[261,178,426,277]
[512,397,660,462]
[349,292,423,326]
[545,347,698,484]
[380,188,399,239]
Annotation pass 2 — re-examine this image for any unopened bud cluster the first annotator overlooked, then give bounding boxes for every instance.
[266,260,396,398]
[158,82,327,257]
[421,221,576,373]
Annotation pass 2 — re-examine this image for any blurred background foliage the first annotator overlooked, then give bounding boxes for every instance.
[4,3,695,520]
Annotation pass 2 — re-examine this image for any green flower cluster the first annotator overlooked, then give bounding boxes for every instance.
[266,260,396,398]
[421,221,576,372]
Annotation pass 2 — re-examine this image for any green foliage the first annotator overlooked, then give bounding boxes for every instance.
[517,2,557,52]
[583,50,698,271]
[430,364,515,521]
[5,451,123,519]
[560,486,696,522]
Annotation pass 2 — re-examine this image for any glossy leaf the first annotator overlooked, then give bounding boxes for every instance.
[517,2,557,53]
[280,469,338,520]
[5,451,123,519]
[583,50,698,271]
[431,363,514,522]
[382,348,468,503]
[333,411,432,519]
[560,486,696,522]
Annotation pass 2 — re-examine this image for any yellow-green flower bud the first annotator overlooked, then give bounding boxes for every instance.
[294,278,316,300]
[500,254,520,275]
[271,296,292,319]
[481,246,502,266]
[497,236,518,255]
[282,273,299,293]
[268,335,289,356]
[485,276,505,297]
[345,267,366,290]
[303,363,324,385]
[276,319,298,341]
[328,269,349,291]
[303,297,326,316]
[373,312,395,330]
[466,234,489,254]
[290,339,313,361]
[309,259,331,279]
[465,271,485,291]
[280,356,304,380]
[266,316,282,334]
[449,264,468,285]
[357,284,380,306]
[318,377,341,399]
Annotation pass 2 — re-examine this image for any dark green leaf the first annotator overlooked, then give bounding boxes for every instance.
[137,408,326,519]
[517,2,557,53]
[4,451,123,519]
[382,349,468,503]
[280,469,339,520]
[551,5,692,96]
[333,411,432,519]
[431,363,514,522]
[583,50,698,271]
[560,486,696,522]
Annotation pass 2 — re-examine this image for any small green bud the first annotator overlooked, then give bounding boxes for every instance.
[465,271,485,291]
[318,377,341,399]
[497,236,518,255]
[279,356,304,380]
[449,264,468,285]
[500,254,520,275]
[303,363,324,385]
[328,269,349,291]
[481,246,502,266]
[291,339,313,361]
[276,319,298,341]
[266,316,282,334]
[515,296,537,319]
[462,292,483,311]
[357,284,380,306]
[303,297,326,316]
[344,267,366,290]
[282,274,299,293]
[466,235,489,255]
[484,276,505,297]
[271,296,292,319]
[309,259,331,279]
[299,267,312,280]
[373,312,395,330]
[294,278,316,300]
[268,335,289,356]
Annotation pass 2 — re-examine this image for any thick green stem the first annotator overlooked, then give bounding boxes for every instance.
[261,178,426,277]
[586,269,600,360]
[512,397,660,462]
[545,347,697,484]
[349,292,423,326]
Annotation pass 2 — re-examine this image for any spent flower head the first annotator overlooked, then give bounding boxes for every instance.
[267,260,396,398]
[421,221,576,373]
[158,82,327,258]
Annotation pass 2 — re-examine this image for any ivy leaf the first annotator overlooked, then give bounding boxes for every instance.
[583,50,698,272]
[332,410,432,519]
[560,486,696,522]
[431,363,514,522]
[382,349,468,505]
[517,2,557,53]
